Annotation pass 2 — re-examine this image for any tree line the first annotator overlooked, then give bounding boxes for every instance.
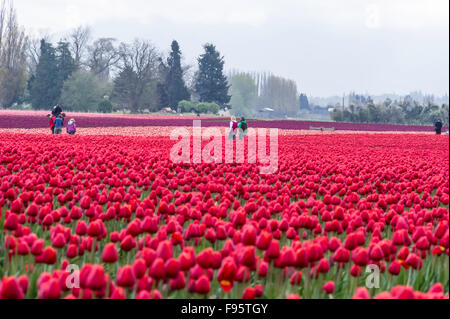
[228,71,299,118]
[330,96,449,126]
[0,1,230,114]
[1,1,447,125]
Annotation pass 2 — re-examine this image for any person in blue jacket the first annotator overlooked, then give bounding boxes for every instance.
[53,114,65,135]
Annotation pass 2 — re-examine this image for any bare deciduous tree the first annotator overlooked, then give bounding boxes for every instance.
[119,39,159,81]
[68,25,91,68]
[112,39,160,112]
[27,32,50,76]
[0,0,28,107]
[87,37,120,81]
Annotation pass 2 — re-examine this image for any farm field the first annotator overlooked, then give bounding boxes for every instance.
[0,111,448,299]
[0,110,446,132]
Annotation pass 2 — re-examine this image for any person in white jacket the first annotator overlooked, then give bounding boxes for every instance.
[228,116,238,140]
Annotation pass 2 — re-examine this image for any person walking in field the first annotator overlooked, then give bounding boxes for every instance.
[238,117,248,140]
[66,118,77,135]
[228,116,238,140]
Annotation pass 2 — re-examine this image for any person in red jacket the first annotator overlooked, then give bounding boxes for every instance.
[48,114,56,134]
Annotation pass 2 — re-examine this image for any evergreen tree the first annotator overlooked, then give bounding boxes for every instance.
[56,41,76,90]
[112,66,139,111]
[156,82,169,110]
[195,44,230,108]
[299,93,310,111]
[30,40,59,110]
[166,40,190,108]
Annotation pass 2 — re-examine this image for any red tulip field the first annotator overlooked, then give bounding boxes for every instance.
[0,114,449,300]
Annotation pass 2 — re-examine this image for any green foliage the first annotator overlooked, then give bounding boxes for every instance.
[230,73,257,117]
[330,100,449,125]
[30,40,76,110]
[299,93,310,111]
[112,66,139,111]
[98,99,113,113]
[56,41,76,88]
[0,67,27,108]
[156,81,169,110]
[30,40,60,110]
[195,44,230,108]
[177,101,219,114]
[194,102,220,115]
[166,40,190,108]
[60,70,106,112]
[259,74,298,116]
[111,40,159,113]
[178,100,195,113]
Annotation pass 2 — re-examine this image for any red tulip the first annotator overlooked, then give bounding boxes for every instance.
[116,266,136,288]
[120,235,136,252]
[322,281,335,294]
[353,287,370,299]
[102,243,119,263]
[1,277,24,299]
[164,258,180,278]
[86,265,107,291]
[243,287,256,299]
[290,271,302,285]
[388,260,402,276]
[195,275,211,295]
[149,258,165,280]
[170,272,186,291]
[133,259,147,279]
[4,213,19,231]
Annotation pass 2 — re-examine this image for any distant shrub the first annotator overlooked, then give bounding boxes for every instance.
[98,100,113,113]
[178,100,196,113]
[196,102,220,115]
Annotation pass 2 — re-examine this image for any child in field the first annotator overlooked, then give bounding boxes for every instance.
[66,118,76,135]
[228,116,238,140]
[47,114,56,134]
[53,113,65,135]
[238,117,248,140]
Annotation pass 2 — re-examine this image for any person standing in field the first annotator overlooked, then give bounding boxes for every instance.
[228,116,238,140]
[47,114,56,134]
[53,113,65,135]
[52,104,63,117]
[435,120,443,135]
[238,117,248,140]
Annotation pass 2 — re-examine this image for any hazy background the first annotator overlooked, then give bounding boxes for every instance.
[14,0,450,98]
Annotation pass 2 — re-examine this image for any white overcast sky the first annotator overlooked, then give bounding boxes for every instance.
[15,0,450,97]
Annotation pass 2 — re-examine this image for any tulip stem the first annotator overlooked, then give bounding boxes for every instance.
[91,238,97,263]
[406,268,412,287]
[4,230,10,276]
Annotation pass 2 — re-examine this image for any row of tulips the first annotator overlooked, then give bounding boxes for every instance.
[0,132,448,299]
[0,110,446,132]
